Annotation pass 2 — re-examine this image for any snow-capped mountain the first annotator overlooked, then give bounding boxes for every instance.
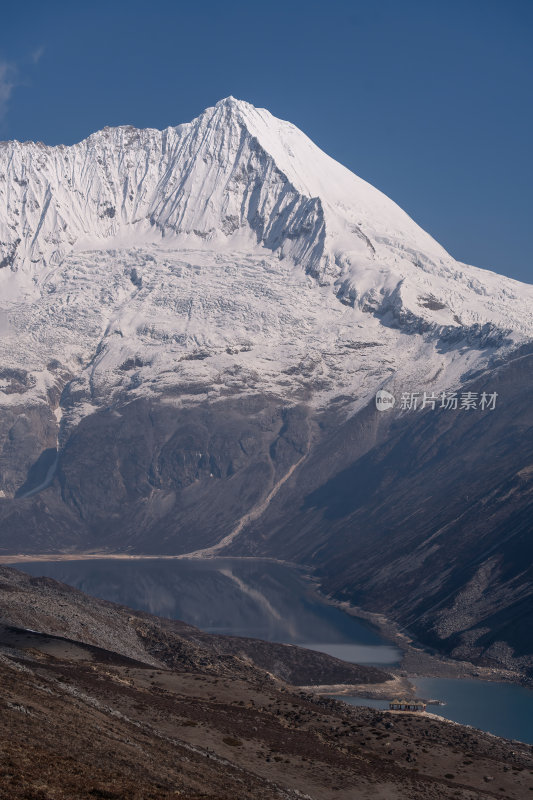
[1,97,533,677]
[0,97,531,441]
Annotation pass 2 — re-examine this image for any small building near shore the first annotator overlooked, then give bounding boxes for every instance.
[389,698,426,712]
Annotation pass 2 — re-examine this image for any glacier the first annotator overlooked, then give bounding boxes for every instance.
[0,96,531,492]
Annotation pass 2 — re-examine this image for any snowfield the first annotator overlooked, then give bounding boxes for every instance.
[0,96,531,434]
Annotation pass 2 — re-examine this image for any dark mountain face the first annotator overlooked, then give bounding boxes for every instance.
[229,349,533,676]
[0,395,311,554]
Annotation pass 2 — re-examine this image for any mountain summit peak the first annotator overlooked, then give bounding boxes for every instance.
[0,100,532,343]
[214,95,249,108]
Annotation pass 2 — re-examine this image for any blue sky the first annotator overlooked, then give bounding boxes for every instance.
[1,0,531,283]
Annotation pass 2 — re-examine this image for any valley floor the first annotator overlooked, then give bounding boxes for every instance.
[1,625,532,800]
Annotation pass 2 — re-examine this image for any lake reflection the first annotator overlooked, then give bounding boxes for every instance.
[17,558,400,665]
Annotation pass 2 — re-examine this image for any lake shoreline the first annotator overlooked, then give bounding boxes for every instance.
[317,593,531,693]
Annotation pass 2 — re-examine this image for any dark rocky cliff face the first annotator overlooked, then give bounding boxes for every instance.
[0,394,311,554]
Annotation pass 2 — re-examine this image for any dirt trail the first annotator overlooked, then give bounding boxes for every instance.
[182,447,309,559]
